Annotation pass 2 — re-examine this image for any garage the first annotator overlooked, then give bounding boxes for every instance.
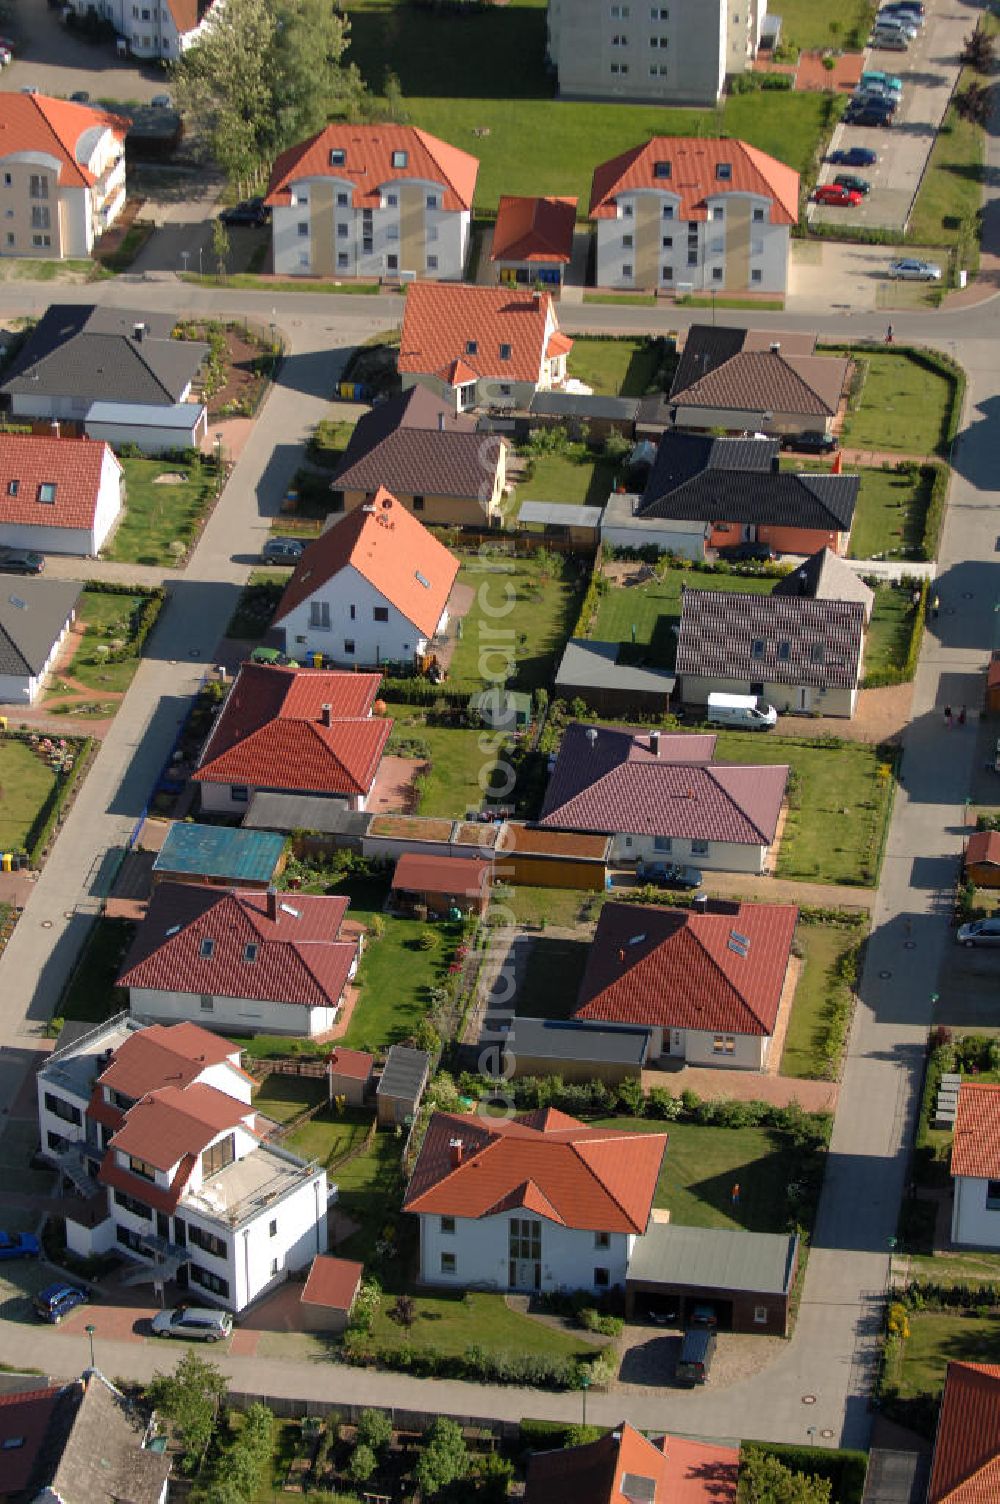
[625,1222,799,1337]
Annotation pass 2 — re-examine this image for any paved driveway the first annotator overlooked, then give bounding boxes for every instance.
[1,0,168,103]
[787,239,946,313]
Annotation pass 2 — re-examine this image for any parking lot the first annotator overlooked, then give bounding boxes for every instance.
[787,236,949,311]
[811,0,974,233]
[0,0,168,105]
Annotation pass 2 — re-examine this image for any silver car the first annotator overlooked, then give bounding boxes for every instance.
[957,919,1000,949]
[151,1305,233,1341]
[889,258,942,281]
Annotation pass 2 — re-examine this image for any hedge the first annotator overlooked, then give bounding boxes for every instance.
[80,581,166,663]
[921,461,949,559]
[19,735,96,867]
[741,1443,868,1504]
[341,1338,598,1390]
[862,579,928,690]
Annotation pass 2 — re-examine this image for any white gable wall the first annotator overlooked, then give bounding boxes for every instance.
[418,1207,633,1292]
[129,985,339,1039]
[277,560,437,667]
[952,1174,1000,1248]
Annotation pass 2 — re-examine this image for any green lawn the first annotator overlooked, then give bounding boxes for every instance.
[492,883,601,928]
[847,466,935,560]
[346,915,463,1052]
[251,1074,328,1124]
[104,458,218,567]
[589,566,775,670]
[567,338,672,398]
[906,1251,1000,1285]
[775,0,875,50]
[65,591,151,695]
[283,1105,372,1166]
[447,554,580,691]
[518,448,619,509]
[59,916,135,1023]
[389,720,502,818]
[325,1127,405,1264]
[826,348,958,456]
[781,922,858,1080]
[225,574,286,640]
[890,1311,1000,1403]
[369,1287,599,1361]
[865,586,919,682]
[0,739,58,851]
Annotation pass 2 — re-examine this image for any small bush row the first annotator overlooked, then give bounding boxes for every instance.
[341,1335,602,1390]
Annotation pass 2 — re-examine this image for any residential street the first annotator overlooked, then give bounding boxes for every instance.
[0,245,998,1443]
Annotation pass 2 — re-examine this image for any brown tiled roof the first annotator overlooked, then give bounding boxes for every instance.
[193,664,390,798]
[107,1082,254,1171]
[928,1362,1000,1504]
[301,1254,364,1310]
[575,900,797,1036]
[965,831,1000,869]
[590,137,799,226]
[327,1047,374,1081]
[404,1108,666,1234]
[399,284,567,386]
[539,723,787,847]
[675,588,867,690]
[96,1021,240,1101]
[0,1384,64,1495]
[951,1084,1000,1181]
[391,851,492,896]
[330,384,502,505]
[265,124,478,211]
[670,326,848,417]
[497,824,611,859]
[492,195,577,263]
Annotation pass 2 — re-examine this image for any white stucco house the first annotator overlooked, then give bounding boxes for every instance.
[119,883,363,1038]
[0,432,124,556]
[575,899,797,1069]
[37,1015,327,1313]
[0,578,82,705]
[951,1083,1000,1249]
[539,723,788,874]
[65,0,217,60]
[273,488,458,669]
[404,1107,667,1294]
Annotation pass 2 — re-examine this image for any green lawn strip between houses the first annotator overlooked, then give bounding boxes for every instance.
[847,466,936,561]
[0,740,60,853]
[58,916,134,1025]
[780,921,860,1081]
[775,0,875,51]
[886,1310,1000,1408]
[104,457,220,567]
[446,554,582,692]
[517,448,619,510]
[566,337,673,398]
[589,567,774,671]
[387,721,503,819]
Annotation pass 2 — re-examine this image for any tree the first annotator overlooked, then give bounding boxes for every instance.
[356,1408,393,1453]
[955,82,991,126]
[382,69,409,123]
[738,1448,833,1504]
[348,1443,378,1483]
[390,1294,416,1328]
[147,1351,227,1475]
[415,1417,469,1497]
[961,28,995,70]
[473,1450,514,1502]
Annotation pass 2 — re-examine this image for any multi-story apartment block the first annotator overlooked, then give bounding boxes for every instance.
[547,0,766,105]
[37,1016,327,1312]
[65,0,215,60]
[0,94,128,258]
[265,125,479,281]
[590,137,798,294]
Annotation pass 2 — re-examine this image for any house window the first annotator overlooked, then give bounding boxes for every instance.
[5,235,13,248]
[500,341,512,359]
[610,3,629,14]
[716,163,732,181]
[336,223,349,239]
[427,224,439,242]
[7,480,17,498]
[387,254,398,271]
[465,339,478,356]
[687,250,698,266]
[244,944,258,963]
[329,148,346,166]
[190,1264,229,1298]
[622,233,634,249]
[201,1134,235,1180]
[386,225,399,241]
[336,191,349,206]
[755,1305,769,1323]
[508,1217,542,1287]
[654,160,671,180]
[297,221,309,237]
[44,1093,81,1126]
[711,267,723,282]
[662,234,673,248]
[653,836,672,852]
[29,175,48,200]
[269,1219,278,1237]
[343,639,355,655]
[116,1223,149,1254]
[385,192,398,208]
[777,640,791,661]
[47,1130,68,1152]
[114,1189,152,1220]
[650,62,668,74]
[753,207,766,222]
[2,173,9,186]
[713,1035,736,1054]
[621,204,634,220]
[441,1251,457,1273]
[651,4,668,14]
[270,1257,279,1276]
[31,235,51,249]
[426,193,438,209]
[231,785,249,803]
[413,495,425,511]
[987,1180,1000,1208]
[200,937,215,959]
[37,482,56,504]
[610,61,629,72]
[309,600,331,631]
[750,639,765,658]
[612,32,628,44]
[594,1231,610,1249]
[650,34,668,46]
[427,254,438,270]
[200,995,214,1012]
[348,604,356,620]
[31,206,50,230]
[751,269,763,284]
[624,836,633,848]
[711,206,724,221]
[662,264,674,281]
[128,1156,158,1182]
[391,149,408,168]
[337,253,349,269]
[622,263,633,278]
[691,839,709,856]
[594,1267,610,1288]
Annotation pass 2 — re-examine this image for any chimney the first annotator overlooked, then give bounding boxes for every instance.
[266,886,278,922]
[321,703,333,727]
[769,341,780,353]
[585,727,598,752]
[51,420,60,440]
[133,322,145,342]
[692,892,709,914]
[437,412,445,432]
[650,730,660,757]
[771,453,780,475]
[449,1137,463,1167]
[831,450,843,475]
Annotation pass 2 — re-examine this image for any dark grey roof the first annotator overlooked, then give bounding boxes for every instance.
[0,578,81,676]
[1,305,208,406]
[627,1222,798,1296]
[37,1371,170,1504]
[529,391,639,422]
[518,502,602,528]
[555,638,675,696]
[668,326,847,418]
[500,1016,651,1066]
[330,385,494,500]
[772,547,875,615]
[243,793,372,837]
[638,432,858,531]
[675,587,866,690]
[378,1045,431,1101]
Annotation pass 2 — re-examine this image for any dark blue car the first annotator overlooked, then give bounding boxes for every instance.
[33,1283,88,1323]
[0,1230,40,1261]
[829,147,878,167]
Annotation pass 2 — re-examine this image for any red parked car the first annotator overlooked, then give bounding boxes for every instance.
[814,183,864,207]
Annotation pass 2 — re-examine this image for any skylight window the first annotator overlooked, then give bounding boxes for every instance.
[777,640,791,661]
[37,482,56,504]
[165,924,181,937]
[750,639,765,659]
[653,160,671,179]
[391,149,408,168]
[499,342,512,360]
[716,162,732,180]
[415,571,431,589]
[199,938,215,959]
[329,148,346,166]
[6,480,17,497]
[244,943,259,963]
[727,929,751,958]
[280,902,301,918]
[629,933,647,946]
[465,339,478,356]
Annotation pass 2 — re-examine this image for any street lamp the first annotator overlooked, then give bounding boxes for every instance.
[580,1371,591,1428]
[85,1323,96,1369]
[180,250,190,275]
[198,244,203,277]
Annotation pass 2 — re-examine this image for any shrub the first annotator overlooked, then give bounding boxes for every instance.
[348,1442,377,1483]
[356,1407,392,1452]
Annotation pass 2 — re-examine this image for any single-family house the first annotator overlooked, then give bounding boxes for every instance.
[272,489,458,668]
[390,851,493,918]
[299,1255,364,1334]
[36,1014,327,1311]
[0,305,209,454]
[605,432,858,558]
[377,1044,431,1128]
[927,1360,1000,1504]
[398,283,573,413]
[192,663,391,815]
[539,723,788,873]
[0,1368,171,1504]
[152,822,286,890]
[0,432,125,557]
[525,1423,739,1504]
[119,882,362,1038]
[951,1083,1000,1249]
[668,327,850,438]
[574,899,797,1068]
[490,195,577,288]
[590,137,797,294]
[328,384,508,528]
[964,830,1000,888]
[772,546,875,620]
[676,586,868,718]
[403,1107,667,1292]
[0,94,128,259]
[64,0,217,59]
[265,124,478,281]
[0,577,82,705]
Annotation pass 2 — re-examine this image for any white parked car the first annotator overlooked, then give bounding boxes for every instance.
[888,258,942,281]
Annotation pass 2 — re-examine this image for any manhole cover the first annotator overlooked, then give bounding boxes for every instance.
[904,940,917,949]
[821,1430,834,1439]
[802,1395,817,1405]
[879,969,892,978]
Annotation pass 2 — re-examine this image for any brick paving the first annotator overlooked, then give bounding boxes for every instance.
[368,755,423,815]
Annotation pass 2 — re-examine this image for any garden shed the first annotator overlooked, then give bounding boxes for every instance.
[494,823,610,891]
[964,830,1000,889]
[376,1045,431,1128]
[327,1047,374,1107]
[152,822,286,889]
[391,851,493,918]
[299,1255,364,1334]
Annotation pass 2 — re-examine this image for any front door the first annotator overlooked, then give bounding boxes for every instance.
[669,1029,685,1058]
[742,524,755,541]
[797,687,812,712]
[509,1217,542,1290]
[157,1212,169,1240]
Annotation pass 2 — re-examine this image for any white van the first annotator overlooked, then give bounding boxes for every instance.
[706,692,778,730]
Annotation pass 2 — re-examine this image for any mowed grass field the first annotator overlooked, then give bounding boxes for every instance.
[824,349,958,457]
[775,0,875,50]
[0,740,58,852]
[590,569,775,670]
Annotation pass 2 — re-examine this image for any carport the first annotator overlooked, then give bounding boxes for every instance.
[625,1222,798,1336]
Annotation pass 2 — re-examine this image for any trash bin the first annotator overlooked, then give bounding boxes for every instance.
[1,853,12,873]
[312,652,323,669]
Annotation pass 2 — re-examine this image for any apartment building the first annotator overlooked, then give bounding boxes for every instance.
[265,125,478,281]
[547,0,766,105]
[37,1016,327,1312]
[0,94,128,258]
[64,0,215,60]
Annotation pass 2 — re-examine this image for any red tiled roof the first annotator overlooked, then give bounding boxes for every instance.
[0,93,128,189]
[589,137,799,226]
[328,1047,374,1081]
[301,1254,364,1310]
[100,1152,197,1216]
[540,723,787,847]
[107,1082,253,1171]
[193,664,390,798]
[0,433,118,531]
[951,1084,1000,1181]
[547,331,573,359]
[491,195,577,264]
[404,1109,667,1234]
[87,1088,125,1134]
[265,124,478,211]
[966,831,1000,869]
[96,1021,240,1101]
[575,900,797,1036]
[118,883,357,1011]
[399,284,564,386]
[274,488,458,638]
[391,852,492,897]
[0,1385,64,1494]
[525,1424,738,1504]
[928,1362,1000,1504]
[165,0,198,34]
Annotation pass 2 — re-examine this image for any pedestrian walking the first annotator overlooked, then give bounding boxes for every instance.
[885,324,894,344]
[731,1182,741,1207]
[945,703,952,728]
[931,594,940,619]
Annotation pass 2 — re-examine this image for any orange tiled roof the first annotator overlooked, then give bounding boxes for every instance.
[96,1021,240,1102]
[265,124,478,211]
[525,1423,738,1504]
[399,283,564,386]
[0,433,117,531]
[0,93,128,189]
[107,1082,254,1171]
[391,851,492,897]
[590,137,799,226]
[928,1362,1000,1504]
[274,488,458,639]
[327,1047,374,1081]
[952,1084,1000,1181]
[966,831,1000,870]
[491,195,577,264]
[301,1254,364,1310]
